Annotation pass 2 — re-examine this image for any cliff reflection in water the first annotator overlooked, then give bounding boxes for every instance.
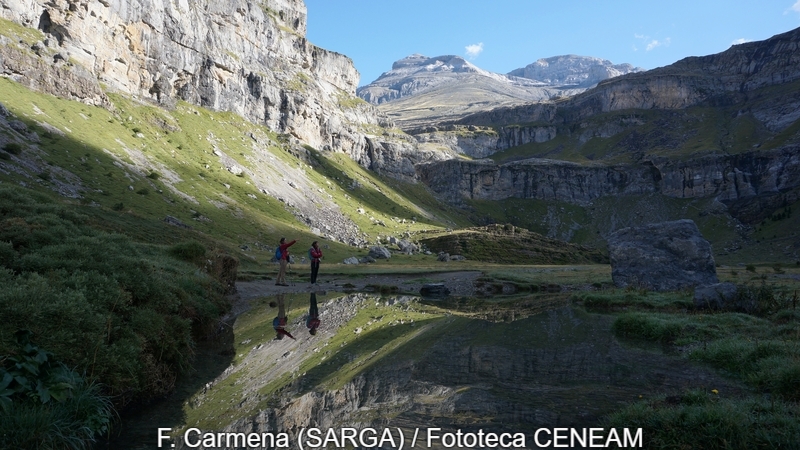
[170,291,735,446]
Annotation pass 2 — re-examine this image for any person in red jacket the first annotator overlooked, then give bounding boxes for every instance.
[309,240,323,285]
[273,294,295,340]
[276,237,296,286]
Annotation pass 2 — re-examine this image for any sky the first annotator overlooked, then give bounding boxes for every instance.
[304,0,800,87]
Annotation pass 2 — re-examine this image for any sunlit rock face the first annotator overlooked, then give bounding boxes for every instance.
[0,0,436,175]
[416,146,800,222]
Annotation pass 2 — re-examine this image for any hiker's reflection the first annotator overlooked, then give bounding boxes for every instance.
[307,292,320,335]
[273,294,295,340]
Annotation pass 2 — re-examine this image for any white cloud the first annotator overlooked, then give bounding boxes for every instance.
[465,42,484,59]
[731,38,750,45]
[791,1,800,14]
[634,33,670,52]
[645,37,671,51]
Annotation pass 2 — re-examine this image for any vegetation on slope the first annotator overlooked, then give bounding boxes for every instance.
[0,187,231,447]
[575,284,800,448]
[419,223,608,264]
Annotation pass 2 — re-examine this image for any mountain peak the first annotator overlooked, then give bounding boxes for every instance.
[390,54,481,74]
[508,55,643,87]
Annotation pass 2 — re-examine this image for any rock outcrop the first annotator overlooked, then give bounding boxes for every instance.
[416,145,800,223]
[694,282,738,310]
[0,0,429,178]
[508,55,643,88]
[458,27,800,130]
[608,220,718,291]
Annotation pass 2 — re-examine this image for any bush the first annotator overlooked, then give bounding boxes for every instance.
[2,142,23,155]
[746,264,756,272]
[612,313,682,342]
[168,240,207,262]
[0,187,228,408]
[0,331,114,449]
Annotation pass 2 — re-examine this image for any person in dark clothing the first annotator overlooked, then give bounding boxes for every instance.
[273,294,295,340]
[306,292,320,335]
[276,237,296,286]
[309,241,323,285]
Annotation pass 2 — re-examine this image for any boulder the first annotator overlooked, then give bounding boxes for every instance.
[343,257,360,265]
[369,246,391,259]
[359,256,376,264]
[437,252,450,262]
[608,219,718,291]
[420,283,450,298]
[397,239,418,254]
[694,283,738,310]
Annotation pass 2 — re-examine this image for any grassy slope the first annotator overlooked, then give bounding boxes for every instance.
[0,76,475,274]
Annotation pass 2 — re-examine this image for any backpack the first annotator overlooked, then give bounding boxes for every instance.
[308,248,314,260]
[275,246,282,260]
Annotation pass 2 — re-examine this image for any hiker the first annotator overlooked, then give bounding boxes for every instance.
[309,240,323,285]
[273,294,295,340]
[275,237,296,286]
[306,292,320,335]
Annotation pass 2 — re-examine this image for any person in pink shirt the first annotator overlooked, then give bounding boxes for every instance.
[309,241,323,285]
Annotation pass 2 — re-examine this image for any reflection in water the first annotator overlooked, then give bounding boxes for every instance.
[306,292,321,335]
[113,293,741,449]
[272,293,295,340]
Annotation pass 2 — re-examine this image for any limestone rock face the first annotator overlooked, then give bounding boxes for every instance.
[508,55,643,88]
[368,246,391,259]
[416,146,800,213]
[410,124,557,159]
[0,0,416,174]
[608,220,718,291]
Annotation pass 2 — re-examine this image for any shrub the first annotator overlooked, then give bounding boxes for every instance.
[112,202,124,211]
[0,187,227,409]
[746,264,756,272]
[168,240,207,263]
[612,313,682,342]
[2,142,23,155]
[0,331,114,449]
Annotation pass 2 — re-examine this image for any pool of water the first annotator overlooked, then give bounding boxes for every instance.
[106,292,739,449]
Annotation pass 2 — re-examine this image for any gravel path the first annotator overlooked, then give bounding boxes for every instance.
[234,270,482,301]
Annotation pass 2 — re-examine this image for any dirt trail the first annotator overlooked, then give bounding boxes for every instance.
[234,271,482,301]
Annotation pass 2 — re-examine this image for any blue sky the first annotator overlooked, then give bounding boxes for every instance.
[304,0,800,86]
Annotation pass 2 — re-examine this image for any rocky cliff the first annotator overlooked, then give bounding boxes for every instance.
[508,54,642,88]
[459,27,800,129]
[0,0,436,178]
[417,145,800,223]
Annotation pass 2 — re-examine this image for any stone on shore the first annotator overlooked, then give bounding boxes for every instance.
[608,219,718,291]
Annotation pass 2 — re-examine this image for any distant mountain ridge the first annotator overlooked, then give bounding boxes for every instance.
[356,54,642,128]
[508,55,643,88]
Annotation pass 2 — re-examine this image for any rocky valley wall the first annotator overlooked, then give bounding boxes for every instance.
[417,146,800,221]
[0,0,433,177]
